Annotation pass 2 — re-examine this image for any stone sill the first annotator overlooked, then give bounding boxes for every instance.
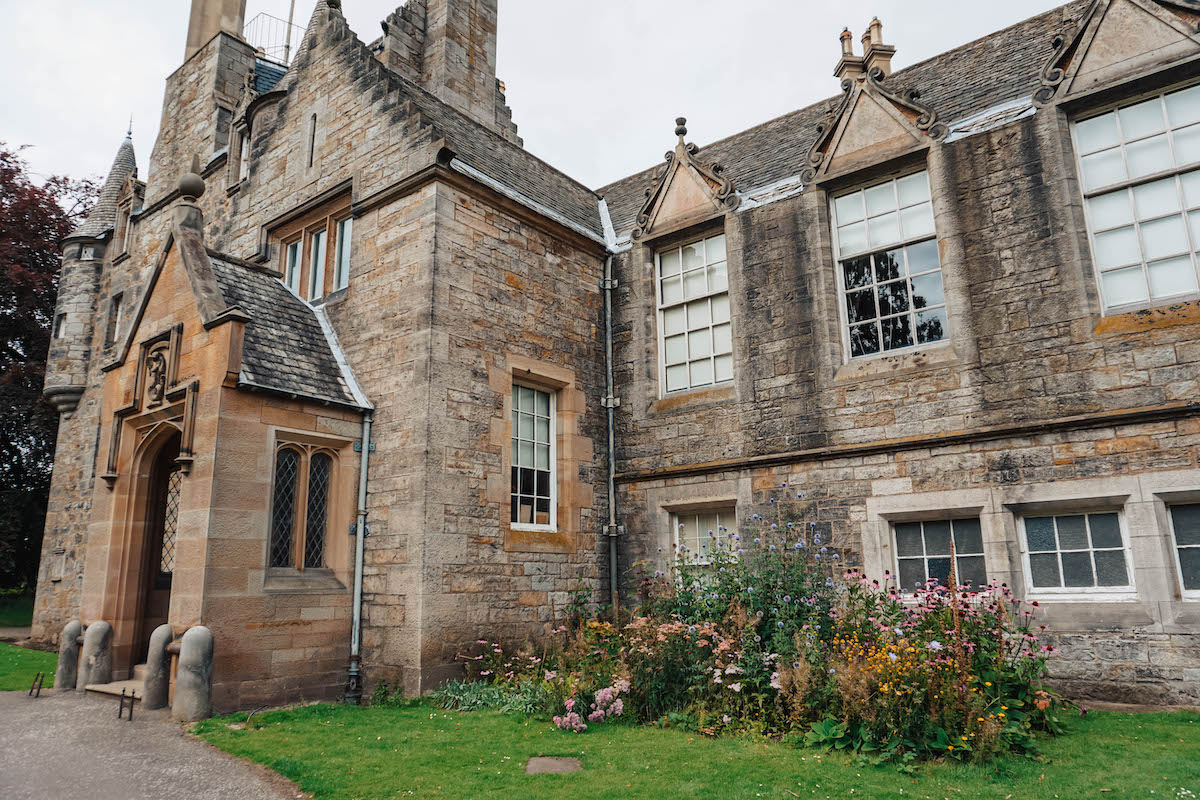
[648,384,736,416]
[834,343,958,385]
[263,568,346,594]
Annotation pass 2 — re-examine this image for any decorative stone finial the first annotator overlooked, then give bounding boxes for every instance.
[675,117,688,140]
[127,115,133,139]
[178,154,205,201]
[840,28,854,56]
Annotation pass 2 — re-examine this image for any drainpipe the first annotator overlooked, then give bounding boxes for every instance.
[602,255,621,615]
[345,410,373,703]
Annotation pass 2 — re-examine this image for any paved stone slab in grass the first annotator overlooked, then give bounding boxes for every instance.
[526,756,582,774]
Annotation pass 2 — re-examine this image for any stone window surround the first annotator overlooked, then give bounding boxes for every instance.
[105,292,124,346]
[1070,77,1200,316]
[645,474,750,564]
[863,471,1200,629]
[270,191,353,305]
[263,428,354,594]
[489,355,592,555]
[510,381,557,532]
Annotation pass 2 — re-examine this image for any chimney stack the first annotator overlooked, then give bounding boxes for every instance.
[185,0,247,60]
[834,27,865,82]
[835,18,896,82]
[863,18,896,77]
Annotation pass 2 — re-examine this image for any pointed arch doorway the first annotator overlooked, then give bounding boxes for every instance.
[134,430,182,664]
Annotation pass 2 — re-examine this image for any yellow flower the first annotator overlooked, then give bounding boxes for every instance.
[948,746,954,751]
[960,736,968,742]
[984,682,992,687]
[1001,705,1008,710]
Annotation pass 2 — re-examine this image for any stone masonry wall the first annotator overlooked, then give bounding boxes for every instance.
[612,102,1200,704]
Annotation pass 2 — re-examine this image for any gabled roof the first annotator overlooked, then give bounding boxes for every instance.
[598,1,1089,239]
[273,0,604,239]
[69,135,136,240]
[208,253,363,409]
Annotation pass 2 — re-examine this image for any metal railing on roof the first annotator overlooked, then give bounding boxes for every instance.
[243,12,304,65]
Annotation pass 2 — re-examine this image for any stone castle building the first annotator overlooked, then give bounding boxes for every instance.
[33,0,1200,708]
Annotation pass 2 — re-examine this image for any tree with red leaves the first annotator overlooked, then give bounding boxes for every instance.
[0,144,98,590]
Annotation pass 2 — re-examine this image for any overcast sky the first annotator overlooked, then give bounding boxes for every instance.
[0,0,1066,190]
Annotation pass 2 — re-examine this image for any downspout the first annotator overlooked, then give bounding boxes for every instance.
[345,410,373,703]
[602,254,621,615]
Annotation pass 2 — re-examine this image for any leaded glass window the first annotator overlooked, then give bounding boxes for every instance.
[269,448,300,568]
[656,233,733,393]
[511,385,555,528]
[269,445,335,571]
[1169,503,1200,596]
[1022,512,1133,593]
[893,518,986,591]
[831,172,949,358]
[304,453,331,569]
[159,467,182,575]
[1074,84,1200,310]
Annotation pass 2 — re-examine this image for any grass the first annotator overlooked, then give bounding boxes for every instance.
[194,701,1200,800]
[0,594,33,628]
[0,641,55,692]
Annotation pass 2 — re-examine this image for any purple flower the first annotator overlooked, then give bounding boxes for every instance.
[928,640,944,651]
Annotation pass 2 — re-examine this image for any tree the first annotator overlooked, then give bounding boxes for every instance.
[0,144,98,590]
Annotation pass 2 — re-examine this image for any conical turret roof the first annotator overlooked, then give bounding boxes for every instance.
[68,134,137,240]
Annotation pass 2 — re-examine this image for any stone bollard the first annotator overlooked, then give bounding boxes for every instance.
[143,624,174,710]
[55,620,83,690]
[77,620,113,691]
[172,626,214,722]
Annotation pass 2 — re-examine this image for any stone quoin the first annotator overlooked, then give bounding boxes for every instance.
[32,0,1200,709]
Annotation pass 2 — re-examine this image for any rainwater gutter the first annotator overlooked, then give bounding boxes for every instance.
[345,410,373,703]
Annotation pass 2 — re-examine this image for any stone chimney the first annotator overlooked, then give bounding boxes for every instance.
[185,0,247,60]
[378,0,521,144]
[835,18,897,83]
[834,27,865,82]
[863,18,896,77]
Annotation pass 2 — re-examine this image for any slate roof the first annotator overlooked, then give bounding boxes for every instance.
[398,79,605,238]
[597,1,1089,239]
[69,135,136,240]
[255,57,287,94]
[281,0,604,239]
[208,253,362,408]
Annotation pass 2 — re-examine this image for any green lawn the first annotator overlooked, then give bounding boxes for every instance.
[0,594,33,628]
[0,641,55,692]
[194,702,1200,800]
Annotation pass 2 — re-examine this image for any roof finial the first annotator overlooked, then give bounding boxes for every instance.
[179,154,206,202]
[675,117,688,142]
[127,115,133,139]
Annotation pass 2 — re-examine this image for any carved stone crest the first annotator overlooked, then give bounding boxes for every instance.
[146,350,167,405]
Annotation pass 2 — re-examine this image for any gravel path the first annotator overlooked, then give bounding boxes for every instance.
[0,690,302,800]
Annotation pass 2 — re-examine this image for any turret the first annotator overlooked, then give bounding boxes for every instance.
[44,135,137,417]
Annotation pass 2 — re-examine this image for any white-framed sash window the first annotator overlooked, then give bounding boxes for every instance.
[672,507,737,565]
[830,171,948,359]
[511,384,556,530]
[1168,503,1200,599]
[1018,511,1136,600]
[655,232,732,394]
[1073,83,1200,311]
[893,518,986,591]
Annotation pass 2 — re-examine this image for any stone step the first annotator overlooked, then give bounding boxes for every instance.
[132,663,148,681]
[84,679,145,701]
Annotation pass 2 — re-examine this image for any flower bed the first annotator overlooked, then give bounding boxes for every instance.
[418,501,1067,763]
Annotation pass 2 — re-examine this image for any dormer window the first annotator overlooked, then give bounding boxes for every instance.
[830,170,948,359]
[1074,83,1200,312]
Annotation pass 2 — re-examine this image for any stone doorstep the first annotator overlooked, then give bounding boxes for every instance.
[84,679,145,701]
[525,757,582,775]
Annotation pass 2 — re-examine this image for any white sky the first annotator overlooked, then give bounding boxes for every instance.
[0,0,1066,190]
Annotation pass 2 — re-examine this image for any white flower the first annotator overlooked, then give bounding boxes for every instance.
[728,682,742,692]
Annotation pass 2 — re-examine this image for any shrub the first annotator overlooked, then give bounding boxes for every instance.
[433,490,1065,763]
